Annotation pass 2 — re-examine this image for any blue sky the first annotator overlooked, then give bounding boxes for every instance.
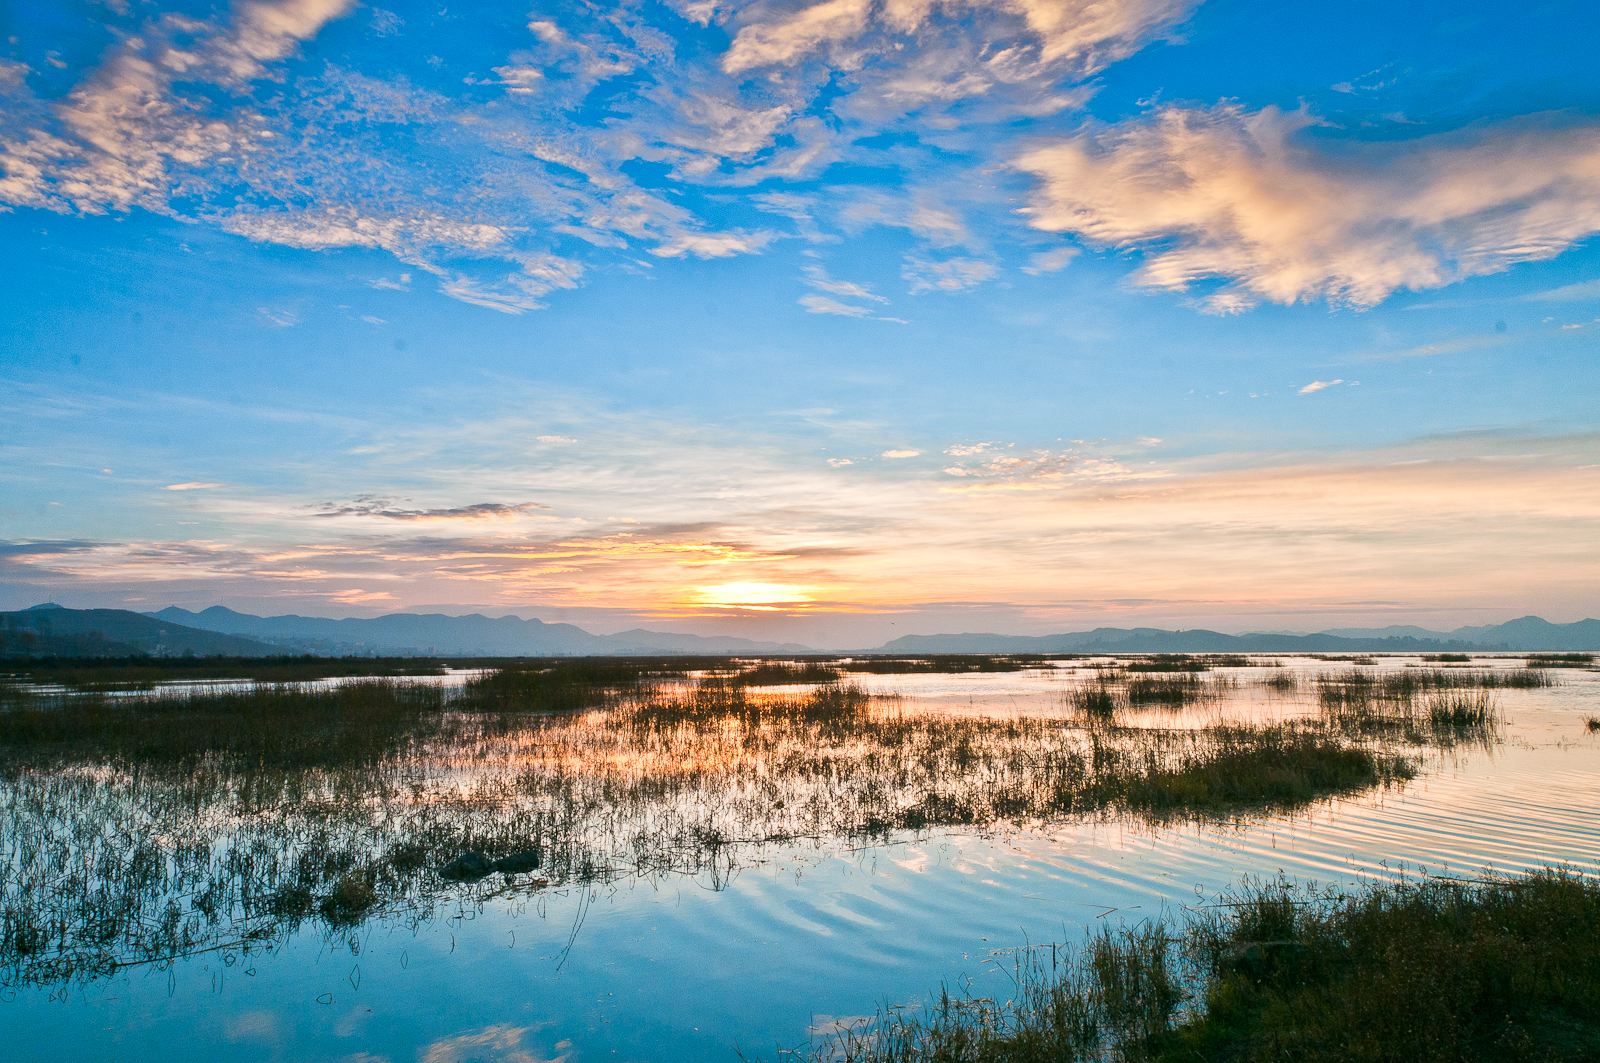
[1,0,1598,644]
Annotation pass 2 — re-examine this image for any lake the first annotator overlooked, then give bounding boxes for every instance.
[2,654,1597,1061]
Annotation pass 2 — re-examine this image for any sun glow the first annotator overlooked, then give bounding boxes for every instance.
[692,581,816,611]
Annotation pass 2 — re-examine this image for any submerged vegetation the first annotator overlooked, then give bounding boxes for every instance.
[819,868,1600,1062]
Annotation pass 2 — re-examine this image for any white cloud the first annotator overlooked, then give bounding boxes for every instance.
[164,481,226,491]
[802,264,887,303]
[1523,279,1600,303]
[650,230,777,259]
[1299,379,1344,395]
[1022,247,1078,274]
[945,441,1002,457]
[940,446,1148,485]
[800,293,874,317]
[722,0,873,74]
[257,306,298,327]
[0,1,355,215]
[800,263,905,319]
[488,64,543,95]
[902,254,998,293]
[724,0,1195,79]
[1016,104,1600,309]
[881,448,921,459]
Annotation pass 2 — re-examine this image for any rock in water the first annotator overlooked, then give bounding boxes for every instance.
[440,851,494,881]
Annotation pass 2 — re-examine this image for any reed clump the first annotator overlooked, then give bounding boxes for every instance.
[844,655,1055,674]
[732,660,843,685]
[1315,672,1507,745]
[1067,680,1118,719]
[1262,672,1299,694]
[819,868,1600,1063]
[1527,653,1596,669]
[1124,656,1209,673]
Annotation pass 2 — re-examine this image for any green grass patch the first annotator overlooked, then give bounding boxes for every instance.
[821,869,1600,1062]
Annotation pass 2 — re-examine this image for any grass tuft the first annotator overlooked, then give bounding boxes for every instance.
[820,869,1600,1063]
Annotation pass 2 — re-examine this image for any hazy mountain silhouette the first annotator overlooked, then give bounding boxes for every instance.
[149,606,813,656]
[6,604,1594,658]
[1,605,278,657]
[874,617,1599,653]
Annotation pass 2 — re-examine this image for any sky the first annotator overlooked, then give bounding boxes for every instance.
[1,0,1598,646]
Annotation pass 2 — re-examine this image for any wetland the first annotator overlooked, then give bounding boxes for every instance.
[1,652,1596,1060]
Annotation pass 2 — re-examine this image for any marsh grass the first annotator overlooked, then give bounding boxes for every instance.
[732,660,843,685]
[1124,657,1209,673]
[457,658,682,714]
[1067,674,1235,716]
[0,679,450,765]
[1528,653,1597,669]
[1122,654,1267,673]
[1067,680,1118,719]
[0,666,1423,990]
[0,655,454,688]
[1423,690,1497,730]
[1262,672,1299,694]
[1317,667,1551,703]
[1422,653,1473,663]
[1314,672,1511,745]
[843,655,1058,674]
[1127,674,1232,707]
[820,869,1600,1063]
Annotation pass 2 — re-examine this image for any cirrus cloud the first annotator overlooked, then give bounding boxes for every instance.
[1015,105,1600,310]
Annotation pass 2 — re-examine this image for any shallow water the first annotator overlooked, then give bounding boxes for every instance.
[4,656,1598,1062]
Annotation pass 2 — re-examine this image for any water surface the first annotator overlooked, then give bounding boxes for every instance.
[4,656,1597,1062]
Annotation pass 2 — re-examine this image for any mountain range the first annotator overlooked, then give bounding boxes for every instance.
[876,616,1600,654]
[143,606,814,657]
[2,604,1596,658]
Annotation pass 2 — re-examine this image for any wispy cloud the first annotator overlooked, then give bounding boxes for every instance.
[799,263,903,319]
[800,293,874,317]
[311,497,545,521]
[902,255,998,293]
[164,481,226,491]
[1521,279,1600,303]
[1298,379,1344,394]
[1016,105,1600,310]
[0,0,1203,315]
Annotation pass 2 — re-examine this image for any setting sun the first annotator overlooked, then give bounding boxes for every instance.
[691,581,816,611]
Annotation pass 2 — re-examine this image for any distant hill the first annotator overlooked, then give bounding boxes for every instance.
[9,604,1594,659]
[873,617,1600,654]
[149,606,814,657]
[0,605,278,658]
[603,627,814,655]
[1308,616,1600,651]
[1448,616,1600,651]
